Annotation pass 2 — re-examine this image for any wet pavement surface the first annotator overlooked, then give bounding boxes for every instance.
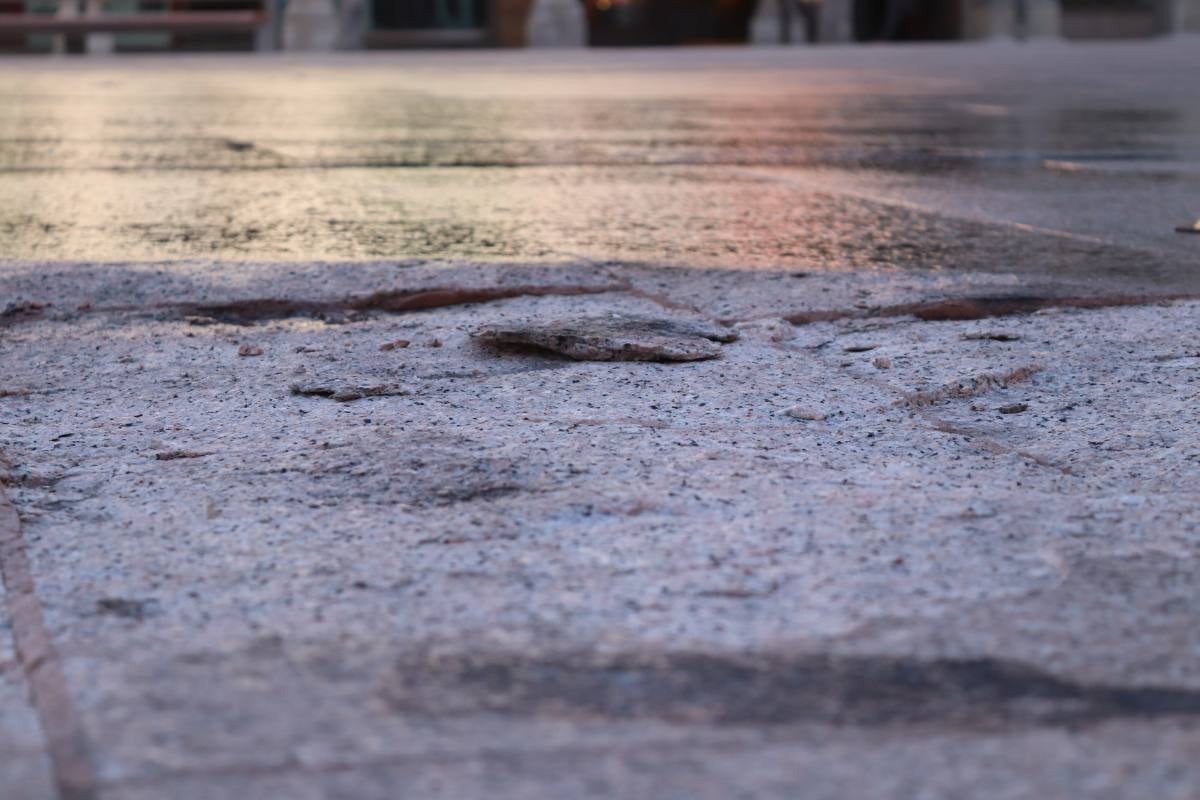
[1,42,1198,289]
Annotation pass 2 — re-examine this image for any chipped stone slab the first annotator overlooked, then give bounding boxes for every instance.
[288,382,409,403]
[472,315,737,362]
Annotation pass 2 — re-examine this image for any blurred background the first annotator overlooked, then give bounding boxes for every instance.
[1,0,1196,269]
[0,0,1196,54]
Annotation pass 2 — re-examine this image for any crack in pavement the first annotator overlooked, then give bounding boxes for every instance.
[185,282,635,324]
[745,293,1196,328]
[0,282,633,328]
[6,278,1190,337]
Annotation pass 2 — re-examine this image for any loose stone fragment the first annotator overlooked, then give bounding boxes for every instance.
[155,450,214,461]
[95,597,159,620]
[962,332,1022,341]
[472,315,737,362]
[732,317,794,343]
[903,365,1042,409]
[2,300,45,317]
[290,382,407,402]
[844,344,879,352]
[998,403,1029,414]
[238,344,263,357]
[1151,351,1200,362]
[784,406,826,421]
[872,356,892,370]
[380,339,411,351]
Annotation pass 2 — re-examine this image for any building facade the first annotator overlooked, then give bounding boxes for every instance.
[1,0,1197,53]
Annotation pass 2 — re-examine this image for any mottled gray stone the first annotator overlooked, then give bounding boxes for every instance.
[2,259,1199,798]
[472,315,737,361]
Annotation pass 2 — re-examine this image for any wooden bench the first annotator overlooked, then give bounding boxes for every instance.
[0,0,277,50]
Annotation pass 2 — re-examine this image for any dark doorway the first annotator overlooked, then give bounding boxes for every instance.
[853,0,961,40]
[585,0,754,46]
[372,0,490,29]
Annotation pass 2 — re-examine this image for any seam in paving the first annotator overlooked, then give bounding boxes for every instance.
[736,166,1149,251]
[8,277,1191,334]
[0,457,98,800]
[724,293,1197,328]
[0,282,636,328]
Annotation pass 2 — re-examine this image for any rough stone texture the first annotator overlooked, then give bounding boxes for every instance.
[0,540,58,800]
[1,44,1199,800]
[472,315,737,361]
[93,720,1200,800]
[3,259,1200,797]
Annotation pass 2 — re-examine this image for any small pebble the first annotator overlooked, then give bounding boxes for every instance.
[872,356,892,370]
[155,450,214,461]
[962,332,1021,341]
[380,339,411,351]
[238,344,263,357]
[784,406,827,421]
[844,344,879,352]
[427,339,443,348]
[186,315,218,326]
[998,403,1028,414]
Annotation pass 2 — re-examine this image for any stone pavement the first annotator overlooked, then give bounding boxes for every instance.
[3,258,1200,799]
[1,42,1199,800]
